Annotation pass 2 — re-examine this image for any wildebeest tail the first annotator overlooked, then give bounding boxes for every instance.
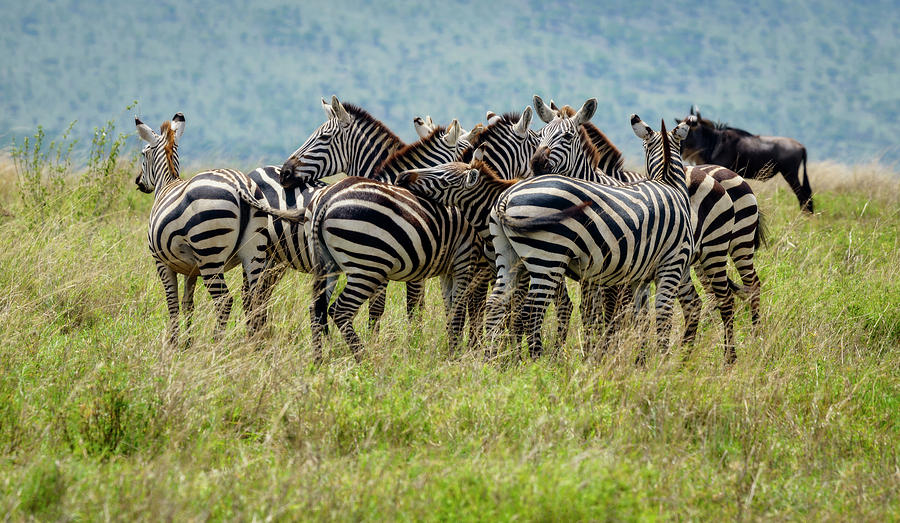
[498,201,593,230]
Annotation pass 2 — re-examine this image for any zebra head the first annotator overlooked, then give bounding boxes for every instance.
[630,115,690,182]
[467,106,535,179]
[412,116,482,160]
[280,95,353,189]
[530,96,597,177]
[135,112,184,193]
[397,160,498,207]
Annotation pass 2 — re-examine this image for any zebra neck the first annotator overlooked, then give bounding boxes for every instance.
[347,120,404,178]
[466,180,515,234]
[656,160,689,193]
[153,168,183,200]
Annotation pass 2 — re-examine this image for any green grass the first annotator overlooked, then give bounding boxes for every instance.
[0,159,898,520]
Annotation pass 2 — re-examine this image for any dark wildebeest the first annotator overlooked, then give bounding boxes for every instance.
[678,107,812,213]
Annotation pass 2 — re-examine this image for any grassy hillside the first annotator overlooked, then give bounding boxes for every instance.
[3,0,900,165]
[0,148,898,518]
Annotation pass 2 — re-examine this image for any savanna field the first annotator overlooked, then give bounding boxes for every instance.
[0,142,898,519]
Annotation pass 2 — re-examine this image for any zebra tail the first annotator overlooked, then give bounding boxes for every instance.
[235,181,305,222]
[754,207,768,250]
[498,201,593,231]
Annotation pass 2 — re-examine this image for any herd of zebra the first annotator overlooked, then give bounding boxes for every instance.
[135,95,773,364]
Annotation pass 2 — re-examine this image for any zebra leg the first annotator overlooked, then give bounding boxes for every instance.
[731,252,762,326]
[310,271,331,362]
[466,266,491,348]
[406,281,425,319]
[553,282,573,348]
[254,262,287,336]
[580,280,597,332]
[697,264,736,364]
[642,264,688,364]
[201,271,233,343]
[509,281,528,343]
[156,262,180,347]
[676,276,703,346]
[329,274,383,360]
[367,282,388,332]
[180,274,198,348]
[523,270,564,359]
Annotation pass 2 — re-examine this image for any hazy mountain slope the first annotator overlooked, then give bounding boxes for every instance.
[2,0,898,165]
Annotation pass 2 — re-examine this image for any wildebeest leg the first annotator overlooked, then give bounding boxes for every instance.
[782,159,814,213]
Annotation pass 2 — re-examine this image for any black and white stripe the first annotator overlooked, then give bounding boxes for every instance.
[305,177,484,357]
[406,111,701,360]
[543,99,764,325]
[135,113,303,346]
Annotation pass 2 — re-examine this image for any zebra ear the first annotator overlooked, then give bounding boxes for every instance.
[413,116,433,139]
[330,95,351,125]
[486,111,500,126]
[630,114,653,140]
[464,168,480,188]
[443,119,462,147]
[513,106,532,137]
[550,100,559,111]
[672,121,690,141]
[473,145,486,161]
[322,97,336,119]
[135,116,158,143]
[572,98,597,126]
[533,95,555,123]
[171,112,185,143]
[461,123,484,143]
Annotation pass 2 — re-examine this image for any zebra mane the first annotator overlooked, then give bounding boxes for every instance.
[341,102,404,146]
[471,159,517,187]
[557,105,620,172]
[160,120,179,177]
[375,125,448,175]
[577,127,601,171]
[469,112,524,149]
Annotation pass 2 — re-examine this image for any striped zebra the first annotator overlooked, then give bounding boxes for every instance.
[304,176,484,358]
[480,114,697,359]
[278,97,482,354]
[404,115,709,361]
[135,113,304,346]
[279,97,470,328]
[542,99,764,324]
[527,101,734,361]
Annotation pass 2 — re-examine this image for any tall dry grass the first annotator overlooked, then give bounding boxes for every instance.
[0,159,897,519]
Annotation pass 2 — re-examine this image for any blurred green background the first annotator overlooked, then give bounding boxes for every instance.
[2,0,897,166]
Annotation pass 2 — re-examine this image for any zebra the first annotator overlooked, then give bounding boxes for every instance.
[278,97,472,329]
[541,99,764,324]
[135,113,304,346]
[454,114,699,359]
[527,101,735,361]
[278,97,482,353]
[304,176,484,358]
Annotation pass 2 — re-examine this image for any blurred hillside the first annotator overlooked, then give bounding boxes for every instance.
[2,0,898,166]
